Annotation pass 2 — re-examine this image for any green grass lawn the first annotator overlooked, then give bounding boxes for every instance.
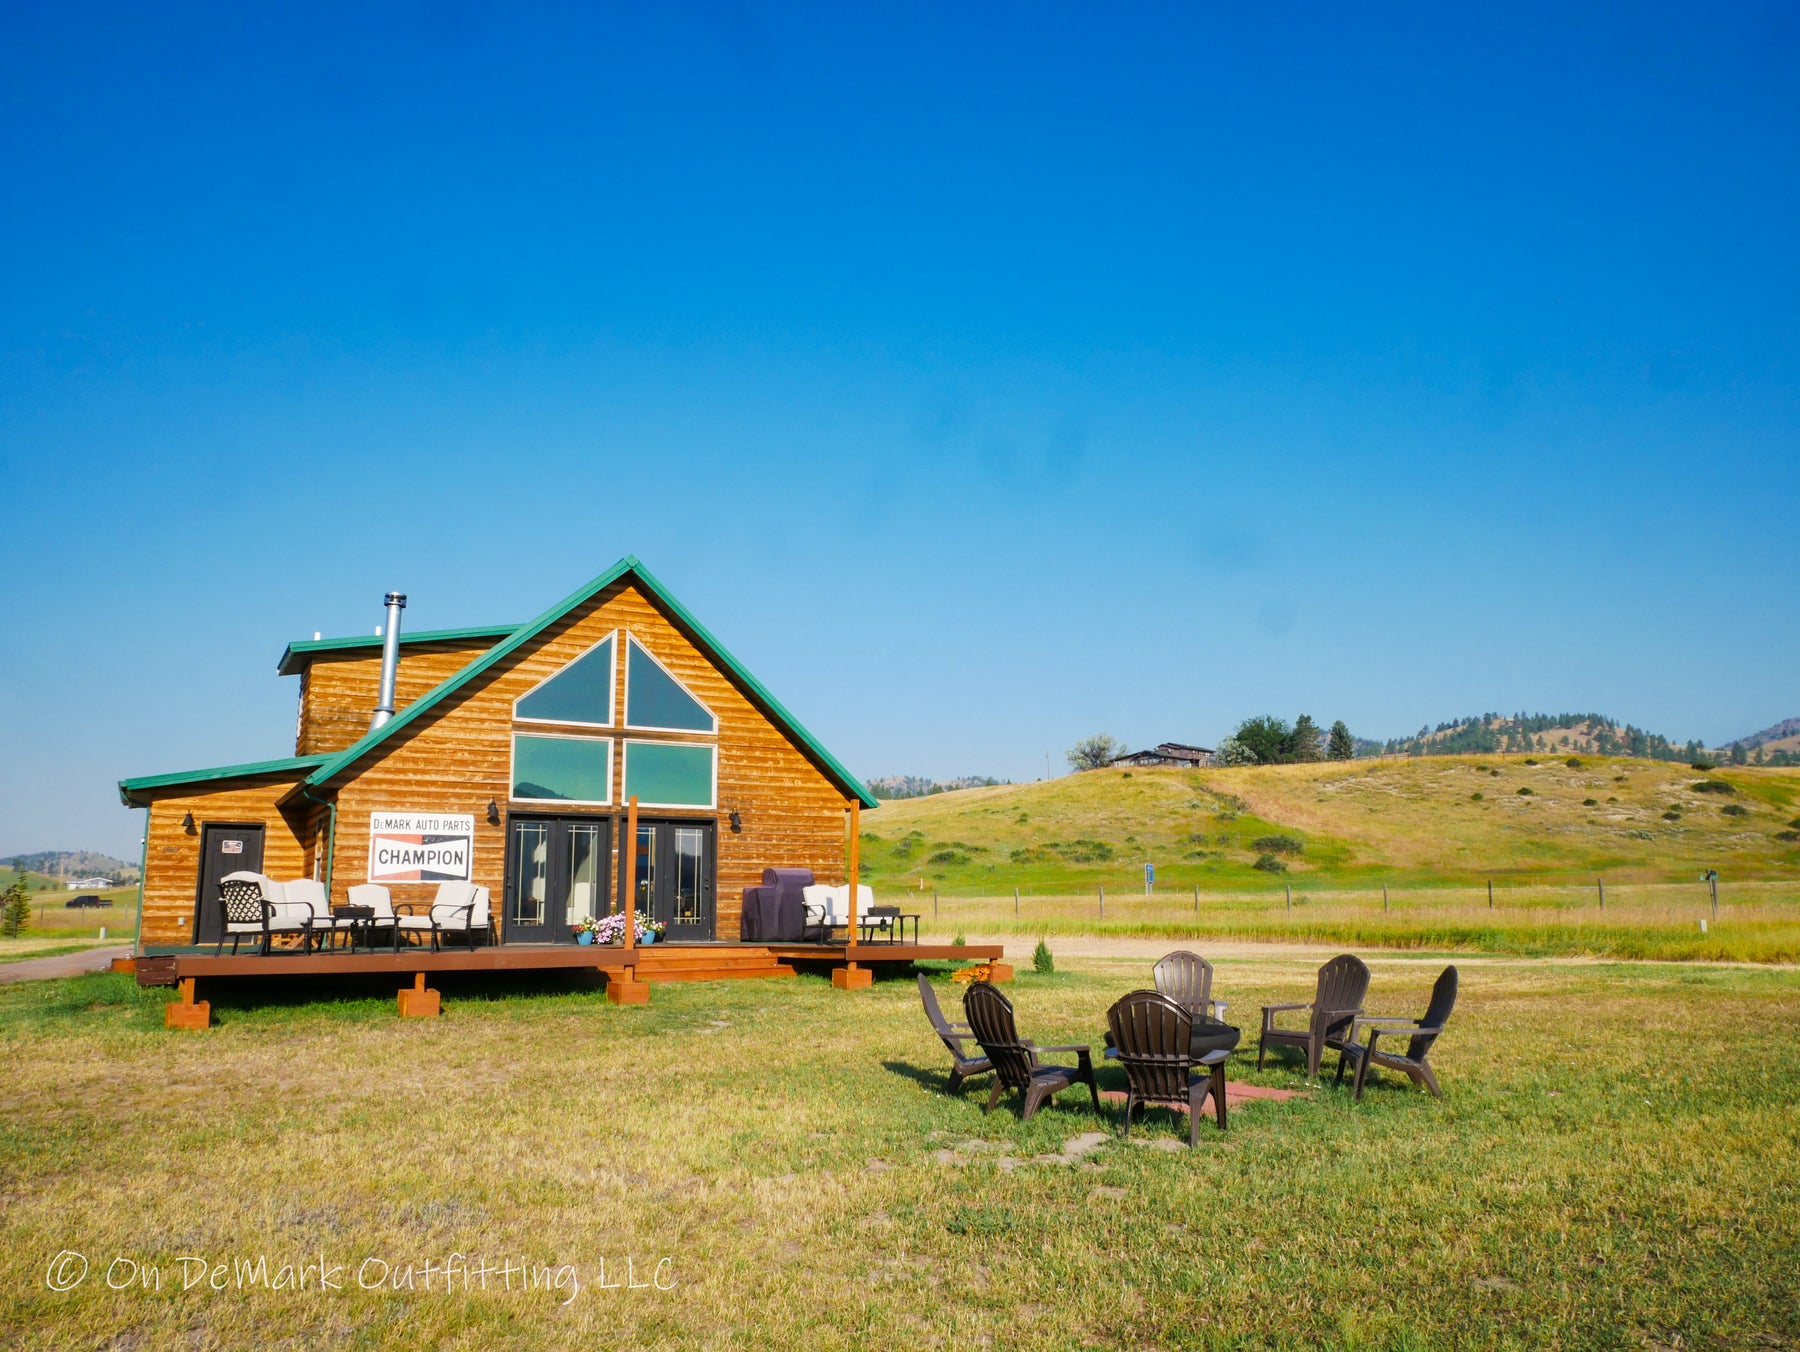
[0,892,137,964]
[2,949,1796,1349]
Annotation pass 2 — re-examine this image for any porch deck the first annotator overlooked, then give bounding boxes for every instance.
[137,939,1005,986]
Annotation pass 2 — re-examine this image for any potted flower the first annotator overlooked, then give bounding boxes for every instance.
[640,918,665,945]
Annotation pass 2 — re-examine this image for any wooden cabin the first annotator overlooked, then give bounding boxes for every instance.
[117,557,1009,1015]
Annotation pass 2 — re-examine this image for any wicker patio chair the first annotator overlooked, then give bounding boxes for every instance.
[1336,965,1458,1101]
[917,974,993,1094]
[1107,989,1229,1147]
[215,875,311,955]
[963,981,1100,1122]
[1258,953,1371,1079]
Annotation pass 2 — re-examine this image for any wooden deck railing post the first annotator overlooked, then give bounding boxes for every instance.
[834,799,870,989]
[608,796,650,1004]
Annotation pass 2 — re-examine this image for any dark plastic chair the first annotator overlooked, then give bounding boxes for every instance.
[963,981,1100,1122]
[1336,966,1458,1101]
[1153,950,1219,1018]
[917,975,994,1094]
[1107,990,1228,1147]
[1258,953,1371,1078]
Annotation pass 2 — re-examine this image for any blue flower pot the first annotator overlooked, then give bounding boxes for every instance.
[641,931,657,944]
[576,932,593,946]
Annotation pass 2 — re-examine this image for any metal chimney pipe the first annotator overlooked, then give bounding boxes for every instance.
[370,591,407,729]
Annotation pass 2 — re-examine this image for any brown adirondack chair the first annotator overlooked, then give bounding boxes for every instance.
[1336,965,1458,1101]
[1107,990,1228,1147]
[963,981,1100,1122]
[1258,953,1371,1078]
[1153,950,1220,1018]
[917,974,994,1094]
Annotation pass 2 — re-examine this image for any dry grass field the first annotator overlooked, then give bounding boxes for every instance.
[3,947,1797,1350]
[0,891,136,965]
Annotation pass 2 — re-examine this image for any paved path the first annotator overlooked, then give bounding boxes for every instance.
[0,945,131,984]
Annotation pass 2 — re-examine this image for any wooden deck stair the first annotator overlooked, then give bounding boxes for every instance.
[630,946,795,984]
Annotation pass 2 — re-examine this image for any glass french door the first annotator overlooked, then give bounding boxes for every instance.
[627,820,715,942]
[505,816,611,943]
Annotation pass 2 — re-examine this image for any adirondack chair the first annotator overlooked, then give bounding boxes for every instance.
[963,981,1101,1122]
[1336,965,1458,1101]
[1107,990,1229,1147]
[1258,953,1371,1078]
[1153,950,1222,1019]
[917,974,994,1094]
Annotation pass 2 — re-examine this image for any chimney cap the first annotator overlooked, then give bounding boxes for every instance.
[384,592,407,607]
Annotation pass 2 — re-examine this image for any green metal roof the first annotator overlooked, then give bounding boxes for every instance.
[277,624,520,676]
[119,754,331,807]
[291,556,877,808]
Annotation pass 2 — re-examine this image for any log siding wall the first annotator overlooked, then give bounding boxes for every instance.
[294,640,503,756]
[138,780,310,946]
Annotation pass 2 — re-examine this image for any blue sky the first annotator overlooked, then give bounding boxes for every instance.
[3,3,1797,857]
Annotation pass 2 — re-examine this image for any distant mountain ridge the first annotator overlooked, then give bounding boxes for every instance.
[1724,717,1800,755]
[0,849,139,881]
[1365,713,1702,763]
[868,774,1005,801]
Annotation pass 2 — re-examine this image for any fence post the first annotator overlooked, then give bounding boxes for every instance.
[1013,886,1019,916]
[1193,882,1199,912]
[1099,885,1105,919]
[1382,882,1388,913]
[1488,879,1493,910]
[1285,883,1291,912]
[1598,877,1604,910]
[1710,876,1718,918]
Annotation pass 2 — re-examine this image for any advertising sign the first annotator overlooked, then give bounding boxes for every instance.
[368,812,475,883]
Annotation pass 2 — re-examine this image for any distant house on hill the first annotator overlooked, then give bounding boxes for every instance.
[1110,742,1214,769]
[65,876,114,889]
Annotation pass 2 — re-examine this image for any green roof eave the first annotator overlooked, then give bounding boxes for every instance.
[291,556,877,809]
[119,754,332,808]
[277,624,521,676]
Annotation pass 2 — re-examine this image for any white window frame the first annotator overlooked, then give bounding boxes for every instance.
[509,731,615,807]
[621,739,718,811]
[512,629,619,729]
[622,632,719,735]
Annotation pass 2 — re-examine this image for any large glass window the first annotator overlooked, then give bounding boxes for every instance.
[515,633,616,726]
[512,734,614,804]
[566,822,604,926]
[625,635,716,733]
[622,740,716,808]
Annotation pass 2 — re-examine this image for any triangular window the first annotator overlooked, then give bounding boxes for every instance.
[514,632,616,726]
[625,635,717,733]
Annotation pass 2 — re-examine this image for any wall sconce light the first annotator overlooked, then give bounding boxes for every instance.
[728,808,743,834]
[486,799,501,825]
[181,812,196,835]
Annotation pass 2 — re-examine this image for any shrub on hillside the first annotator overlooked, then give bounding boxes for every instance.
[1252,853,1288,873]
[1721,804,1749,817]
[927,850,971,866]
[1691,780,1735,795]
[1250,834,1303,856]
[1777,830,1800,843]
[1583,798,1598,806]
[1662,811,1682,821]
[1516,787,1534,796]
[1790,817,1800,830]
[1523,758,1538,765]
[1566,757,1584,768]
[1470,792,1484,801]
[1691,759,1716,771]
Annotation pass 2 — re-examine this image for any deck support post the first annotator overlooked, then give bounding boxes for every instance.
[164,976,210,1030]
[397,971,440,1018]
[984,962,1015,983]
[606,970,651,1003]
[834,800,870,990]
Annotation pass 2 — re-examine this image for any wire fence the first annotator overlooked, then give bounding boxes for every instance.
[878,878,1800,961]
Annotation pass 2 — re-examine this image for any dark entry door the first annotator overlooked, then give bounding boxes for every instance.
[194,823,266,944]
[628,820,716,942]
[505,816,611,943]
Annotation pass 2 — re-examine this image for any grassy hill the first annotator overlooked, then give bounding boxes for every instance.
[861,754,1800,893]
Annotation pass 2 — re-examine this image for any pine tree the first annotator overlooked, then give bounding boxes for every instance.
[0,869,29,939]
[1326,720,1355,761]
[1288,714,1324,763]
